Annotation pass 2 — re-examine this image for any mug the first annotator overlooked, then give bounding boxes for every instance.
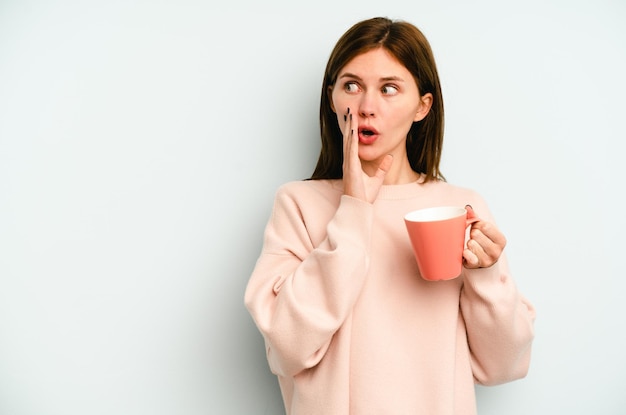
[404,206,479,281]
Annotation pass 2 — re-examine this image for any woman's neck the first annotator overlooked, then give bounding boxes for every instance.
[383,157,419,185]
[361,154,419,185]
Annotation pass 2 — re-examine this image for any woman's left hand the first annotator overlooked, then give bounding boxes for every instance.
[463,205,507,269]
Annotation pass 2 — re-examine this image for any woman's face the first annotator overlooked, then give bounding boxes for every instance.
[330,48,432,172]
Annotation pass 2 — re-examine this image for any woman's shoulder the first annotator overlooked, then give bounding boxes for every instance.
[274,179,343,204]
[432,179,482,197]
[276,179,342,196]
[427,179,495,218]
[423,179,488,207]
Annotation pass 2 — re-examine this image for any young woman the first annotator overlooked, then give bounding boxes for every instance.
[245,17,535,415]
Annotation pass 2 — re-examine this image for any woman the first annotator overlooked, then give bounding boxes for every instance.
[245,17,535,415]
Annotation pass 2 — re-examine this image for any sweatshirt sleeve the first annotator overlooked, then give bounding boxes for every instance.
[460,196,536,386]
[244,185,373,378]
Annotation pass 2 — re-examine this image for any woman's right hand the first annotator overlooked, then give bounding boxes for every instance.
[341,107,393,204]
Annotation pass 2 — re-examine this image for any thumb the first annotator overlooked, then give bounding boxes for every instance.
[374,154,394,180]
[465,204,477,220]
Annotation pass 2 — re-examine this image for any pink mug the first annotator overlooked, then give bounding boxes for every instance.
[404,206,479,281]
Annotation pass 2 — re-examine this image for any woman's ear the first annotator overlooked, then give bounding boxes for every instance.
[413,92,433,122]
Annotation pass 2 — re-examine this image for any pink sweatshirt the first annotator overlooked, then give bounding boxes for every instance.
[245,178,535,414]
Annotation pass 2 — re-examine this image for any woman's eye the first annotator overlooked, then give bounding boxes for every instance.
[382,85,399,95]
[344,82,360,93]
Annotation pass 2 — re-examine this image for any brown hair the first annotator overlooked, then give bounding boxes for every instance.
[310,17,445,181]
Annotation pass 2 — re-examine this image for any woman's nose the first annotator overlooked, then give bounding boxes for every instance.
[358,92,376,118]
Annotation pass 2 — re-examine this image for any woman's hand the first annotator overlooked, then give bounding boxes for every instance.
[342,107,393,204]
[463,205,507,269]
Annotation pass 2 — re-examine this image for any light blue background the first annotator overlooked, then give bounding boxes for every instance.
[1,0,625,413]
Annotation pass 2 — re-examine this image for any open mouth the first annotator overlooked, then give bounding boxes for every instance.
[358,126,379,144]
[358,126,378,136]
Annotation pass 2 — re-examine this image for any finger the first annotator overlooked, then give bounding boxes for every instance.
[463,247,480,268]
[342,107,351,160]
[350,112,357,153]
[469,229,498,256]
[469,233,500,267]
[378,154,393,173]
[344,110,356,158]
[347,113,360,177]
[465,204,478,221]
[466,238,487,267]
[470,222,507,251]
[481,222,507,248]
[342,108,365,200]
[470,229,495,249]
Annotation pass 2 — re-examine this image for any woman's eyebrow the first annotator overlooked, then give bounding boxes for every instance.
[338,72,405,82]
[338,72,362,81]
[380,76,405,83]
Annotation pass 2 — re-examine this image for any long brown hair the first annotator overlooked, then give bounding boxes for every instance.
[311,17,445,181]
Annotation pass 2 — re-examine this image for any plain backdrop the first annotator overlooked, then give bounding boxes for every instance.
[1,0,625,414]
